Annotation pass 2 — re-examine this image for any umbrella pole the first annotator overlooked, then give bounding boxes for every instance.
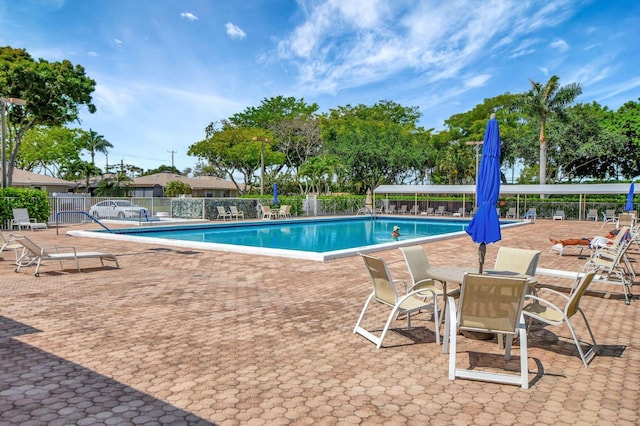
[478,242,486,274]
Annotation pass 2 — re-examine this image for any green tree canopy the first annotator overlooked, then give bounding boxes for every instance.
[0,46,97,185]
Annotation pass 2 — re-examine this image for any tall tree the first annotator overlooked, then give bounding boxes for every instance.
[81,129,113,165]
[519,75,582,185]
[0,46,97,185]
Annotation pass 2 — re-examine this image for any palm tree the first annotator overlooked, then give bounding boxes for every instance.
[82,129,113,165]
[95,172,132,197]
[520,75,582,185]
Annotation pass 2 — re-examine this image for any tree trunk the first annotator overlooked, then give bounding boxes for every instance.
[539,121,547,185]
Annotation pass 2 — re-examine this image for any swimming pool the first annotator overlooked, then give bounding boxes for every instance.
[68,216,523,261]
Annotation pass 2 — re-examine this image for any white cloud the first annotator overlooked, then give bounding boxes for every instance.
[88,51,99,57]
[181,12,199,21]
[114,38,123,45]
[276,0,583,95]
[550,38,570,51]
[225,22,246,39]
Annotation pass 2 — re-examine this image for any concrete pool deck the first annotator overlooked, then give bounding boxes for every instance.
[1,218,639,424]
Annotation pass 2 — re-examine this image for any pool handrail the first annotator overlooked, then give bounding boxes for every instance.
[55,211,113,234]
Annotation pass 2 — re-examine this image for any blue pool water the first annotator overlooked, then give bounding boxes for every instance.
[113,217,470,252]
[70,217,522,261]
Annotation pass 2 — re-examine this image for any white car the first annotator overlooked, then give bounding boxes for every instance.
[89,200,148,219]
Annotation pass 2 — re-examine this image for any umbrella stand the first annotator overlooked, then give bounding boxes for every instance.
[478,242,486,274]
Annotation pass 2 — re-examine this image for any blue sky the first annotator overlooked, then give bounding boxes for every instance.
[1,0,639,174]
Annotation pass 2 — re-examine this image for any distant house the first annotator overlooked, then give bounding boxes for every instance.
[1,168,76,194]
[131,173,239,197]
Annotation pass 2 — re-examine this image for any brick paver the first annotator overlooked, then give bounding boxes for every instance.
[1,218,639,425]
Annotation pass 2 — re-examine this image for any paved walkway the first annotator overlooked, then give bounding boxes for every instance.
[1,219,638,425]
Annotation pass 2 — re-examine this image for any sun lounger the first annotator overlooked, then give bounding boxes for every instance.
[12,234,120,277]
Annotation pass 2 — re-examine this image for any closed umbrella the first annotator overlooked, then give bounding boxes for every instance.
[466,114,502,273]
[365,188,373,213]
[625,182,634,211]
[273,183,279,205]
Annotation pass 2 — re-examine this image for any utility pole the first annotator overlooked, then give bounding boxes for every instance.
[1,97,27,188]
[168,150,176,168]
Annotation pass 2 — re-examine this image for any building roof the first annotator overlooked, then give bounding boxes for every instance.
[2,168,76,188]
[374,183,637,196]
[132,172,238,190]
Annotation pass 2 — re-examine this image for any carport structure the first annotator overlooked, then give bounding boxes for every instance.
[373,183,637,220]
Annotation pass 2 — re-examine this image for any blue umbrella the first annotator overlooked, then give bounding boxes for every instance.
[625,182,634,211]
[273,183,279,205]
[466,114,502,273]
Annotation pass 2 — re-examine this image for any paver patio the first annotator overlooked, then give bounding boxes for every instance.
[1,219,638,425]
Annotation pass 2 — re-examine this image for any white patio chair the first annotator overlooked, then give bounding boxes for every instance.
[443,273,530,389]
[354,254,440,348]
[523,271,599,367]
[11,208,48,231]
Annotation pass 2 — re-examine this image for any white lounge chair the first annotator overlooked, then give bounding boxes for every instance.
[216,206,232,220]
[12,234,120,277]
[229,206,244,220]
[552,210,566,220]
[586,209,598,221]
[0,232,24,263]
[11,208,48,231]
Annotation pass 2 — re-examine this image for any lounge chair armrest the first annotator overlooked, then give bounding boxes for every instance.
[50,245,78,255]
[527,287,570,302]
[392,279,408,292]
[524,294,564,316]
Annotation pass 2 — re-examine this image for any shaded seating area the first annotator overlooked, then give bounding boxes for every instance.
[11,208,48,231]
[12,234,120,277]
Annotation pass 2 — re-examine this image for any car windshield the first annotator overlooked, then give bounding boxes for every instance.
[114,201,134,207]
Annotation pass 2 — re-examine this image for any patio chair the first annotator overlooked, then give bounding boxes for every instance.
[552,210,566,220]
[11,208,48,231]
[586,209,598,221]
[581,227,634,304]
[600,209,617,229]
[354,254,440,348]
[522,208,536,221]
[424,207,434,215]
[443,273,530,389]
[409,205,420,215]
[617,212,635,228]
[493,247,541,277]
[452,207,464,217]
[0,232,24,263]
[229,205,244,220]
[12,234,120,277]
[216,206,232,220]
[277,205,292,219]
[400,245,460,338]
[386,204,396,214]
[523,271,599,367]
[505,207,517,219]
[260,205,278,219]
[398,205,408,214]
[435,206,446,215]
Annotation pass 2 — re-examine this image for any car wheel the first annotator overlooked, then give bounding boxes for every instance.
[91,211,99,219]
[117,212,125,219]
